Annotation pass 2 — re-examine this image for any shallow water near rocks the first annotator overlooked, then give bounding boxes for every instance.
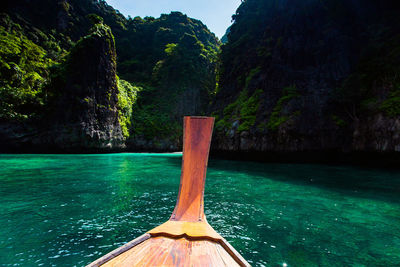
[0,153,399,266]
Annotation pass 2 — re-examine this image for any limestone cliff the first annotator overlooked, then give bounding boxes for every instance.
[0,22,124,152]
[213,0,400,155]
[49,22,124,151]
[0,2,219,152]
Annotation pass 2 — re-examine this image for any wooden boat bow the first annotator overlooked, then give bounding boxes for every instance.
[171,116,213,222]
[87,116,250,267]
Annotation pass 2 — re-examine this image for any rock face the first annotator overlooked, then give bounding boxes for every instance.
[0,2,219,153]
[50,23,124,151]
[1,0,399,158]
[353,115,400,152]
[213,0,400,154]
[0,23,124,152]
[122,13,219,151]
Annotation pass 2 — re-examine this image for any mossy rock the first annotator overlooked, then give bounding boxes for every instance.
[267,85,300,131]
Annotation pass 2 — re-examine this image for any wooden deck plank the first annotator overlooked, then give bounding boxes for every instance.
[99,236,243,267]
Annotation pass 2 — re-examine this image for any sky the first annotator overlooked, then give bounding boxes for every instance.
[105,0,242,38]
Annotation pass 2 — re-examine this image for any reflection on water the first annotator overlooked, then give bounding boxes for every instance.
[0,153,399,266]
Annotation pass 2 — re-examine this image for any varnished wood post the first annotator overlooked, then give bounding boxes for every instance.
[88,116,251,267]
[170,116,214,222]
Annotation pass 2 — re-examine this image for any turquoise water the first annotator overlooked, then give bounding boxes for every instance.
[0,154,399,266]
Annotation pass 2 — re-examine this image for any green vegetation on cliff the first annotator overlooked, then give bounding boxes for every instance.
[1,1,219,150]
[119,13,219,145]
[214,0,400,152]
[0,15,58,120]
[116,12,218,85]
[215,89,262,133]
[266,85,300,131]
[380,90,400,117]
[2,0,399,153]
[117,79,139,138]
[337,33,400,119]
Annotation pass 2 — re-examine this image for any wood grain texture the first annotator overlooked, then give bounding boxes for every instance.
[171,117,214,222]
[88,117,251,267]
[100,236,241,267]
[86,234,151,267]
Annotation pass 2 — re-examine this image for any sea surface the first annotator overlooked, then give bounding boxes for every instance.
[0,153,399,266]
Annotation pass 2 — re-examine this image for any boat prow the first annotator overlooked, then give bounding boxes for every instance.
[87,117,250,266]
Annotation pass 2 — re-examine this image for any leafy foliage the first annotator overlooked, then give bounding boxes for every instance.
[1,1,219,147]
[335,33,400,119]
[0,16,58,120]
[125,17,219,141]
[215,89,262,133]
[267,85,300,131]
[380,89,400,117]
[116,11,219,86]
[117,78,140,138]
[331,115,347,127]
[2,1,220,144]
[87,13,104,25]
[131,86,181,141]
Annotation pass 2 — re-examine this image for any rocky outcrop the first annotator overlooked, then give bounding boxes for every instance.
[354,114,400,152]
[1,0,399,159]
[213,0,400,155]
[0,22,125,152]
[124,16,219,151]
[0,3,219,153]
[49,22,124,151]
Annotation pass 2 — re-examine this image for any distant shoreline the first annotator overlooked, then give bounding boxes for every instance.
[1,149,399,169]
[210,150,400,169]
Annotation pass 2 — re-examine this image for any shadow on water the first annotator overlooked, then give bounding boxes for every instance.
[164,155,400,203]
